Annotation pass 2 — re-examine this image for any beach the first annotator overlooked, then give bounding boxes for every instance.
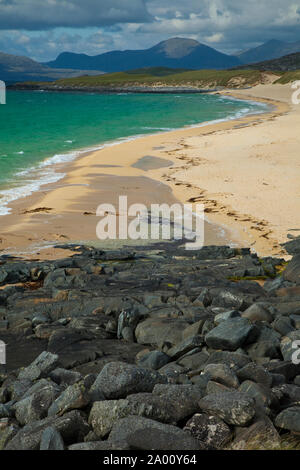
[0,83,298,259]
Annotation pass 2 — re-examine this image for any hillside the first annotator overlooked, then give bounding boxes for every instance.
[237,52,300,72]
[0,51,102,83]
[236,39,300,64]
[13,68,278,91]
[45,38,241,72]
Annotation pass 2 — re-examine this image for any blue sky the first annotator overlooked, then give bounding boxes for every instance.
[0,0,299,61]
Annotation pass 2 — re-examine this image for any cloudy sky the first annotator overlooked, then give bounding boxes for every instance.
[0,0,299,61]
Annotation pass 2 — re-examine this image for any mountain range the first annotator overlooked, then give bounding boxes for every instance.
[235,39,300,64]
[1,37,300,83]
[44,38,241,72]
[0,52,101,83]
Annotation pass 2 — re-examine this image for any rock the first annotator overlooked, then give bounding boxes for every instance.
[242,304,273,323]
[275,407,300,433]
[184,413,232,449]
[18,352,59,381]
[117,311,140,339]
[121,327,135,342]
[127,427,203,450]
[291,314,300,329]
[205,318,257,351]
[266,361,300,381]
[205,351,250,371]
[199,391,256,426]
[182,320,205,340]
[178,351,209,370]
[89,384,202,438]
[49,368,82,386]
[40,426,64,450]
[48,379,91,417]
[214,310,240,325]
[206,381,231,395]
[15,384,60,425]
[238,380,273,409]
[237,363,273,388]
[108,415,201,447]
[168,336,204,361]
[230,417,281,450]
[0,421,19,450]
[90,362,167,400]
[204,363,240,389]
[135,318,190,348]
[273,317,295,336]
[5,410,90,450]
[138,351,170,370]
[283,255,300,284]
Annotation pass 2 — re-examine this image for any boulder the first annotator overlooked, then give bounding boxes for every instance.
[205,318,257,351]
[40,426,64,450]
[90,362,167,400]
[18,352,59,382]
[199,391,256,426]
[184,413,232,449]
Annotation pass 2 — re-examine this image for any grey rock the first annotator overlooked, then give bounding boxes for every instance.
[15,384,60,425]
[204,363,240,389]
[49,368,82,386]
[230,417,281,450]
[199,391,256,426]
[283,255,300,284]
[91,362,167,400]
[48,379,91,417]
[242,304,273,323]
[238,380,273,409]
[275,407,300,433]
[5,410,90,450]
[237,363,273,388]
[40,426,64,450]
[178,351,209,370]
[273,317,295,336]
[205,351,251,371]
[214,310,240,325]
[168,335,204,361]
[138,351,170,370]
[18,351,59,381]
[135,318,189,348]
[184,413,232,449]
[205,318,257,351]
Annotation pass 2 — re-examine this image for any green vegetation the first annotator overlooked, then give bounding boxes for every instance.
[275,70,300,83]
[16,66,300,90]
[23,68,267,89]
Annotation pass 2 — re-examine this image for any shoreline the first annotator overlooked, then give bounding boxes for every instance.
[0,84,297,260]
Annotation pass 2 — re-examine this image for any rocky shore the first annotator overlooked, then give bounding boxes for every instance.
[0,239,300,451]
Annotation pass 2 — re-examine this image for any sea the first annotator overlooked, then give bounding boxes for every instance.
[0,90,268,215]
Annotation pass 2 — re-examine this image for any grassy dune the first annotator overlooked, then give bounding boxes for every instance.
[16,66,300,89]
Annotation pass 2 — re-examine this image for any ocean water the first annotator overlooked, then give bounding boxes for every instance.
[0,90,268,215]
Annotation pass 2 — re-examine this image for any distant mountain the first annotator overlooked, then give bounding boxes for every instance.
[45,38,241,72]
[236,39,300,64]
[0,51,102,83]
[237,52,300,72]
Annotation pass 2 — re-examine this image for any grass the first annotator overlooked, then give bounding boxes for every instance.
[275,70,300,84]
[22,68,268,89]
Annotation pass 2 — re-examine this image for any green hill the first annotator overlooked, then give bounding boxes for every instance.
[19,68,269,90]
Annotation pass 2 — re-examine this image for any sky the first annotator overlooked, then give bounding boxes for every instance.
[0,0,299,61]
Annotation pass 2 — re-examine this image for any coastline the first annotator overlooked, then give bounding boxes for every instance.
[0,84,297,260]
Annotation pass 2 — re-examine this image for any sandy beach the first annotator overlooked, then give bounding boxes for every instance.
[0,83,299,259]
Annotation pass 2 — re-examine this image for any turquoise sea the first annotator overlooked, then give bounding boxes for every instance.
[0,90,268,215]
